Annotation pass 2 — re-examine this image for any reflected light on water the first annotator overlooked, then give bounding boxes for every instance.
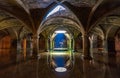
[55,67,67,72]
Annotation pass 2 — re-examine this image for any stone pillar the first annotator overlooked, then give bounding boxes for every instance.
[32,35,39,58]
[89,37,93,58]
[22,38,26,60]
[16,39,23,62]
[50,38,53,51]
[71,38,74,51]
[30,38,33,56]
[10,39,17,63]
[17,39,22,53]
[83,34,92,60]
[47,38,50,51]
[103,38,108,53]
[69,38,71,50]
[26,36,33,59]
[45,38,48,52]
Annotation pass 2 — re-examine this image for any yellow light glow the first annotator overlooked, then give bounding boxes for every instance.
[50,52,69,55]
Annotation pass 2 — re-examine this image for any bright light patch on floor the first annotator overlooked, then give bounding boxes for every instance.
[55,67,67,72]
[55,30,66,33]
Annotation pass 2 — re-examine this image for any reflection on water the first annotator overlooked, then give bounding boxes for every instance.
[0,52,120,78]
[47,50,74,72]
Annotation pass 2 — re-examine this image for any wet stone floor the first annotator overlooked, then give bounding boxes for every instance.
[0,52,120,78]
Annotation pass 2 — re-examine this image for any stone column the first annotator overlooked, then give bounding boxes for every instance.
[83,34,92,60]
[32,35,39,58]
[89,36,93,58]
[44,38,48,52]
[50,38,53,51]
[22,38,26,60]
[10,39,17,63]
[103,38,108,53]
[71,38,74,51]
[17,39,22,53]
[16,39,23,62]
[26,36,33,59]
[47,38,50,52]
[45,38,48,52]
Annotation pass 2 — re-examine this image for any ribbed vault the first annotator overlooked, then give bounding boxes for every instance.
[0,0,119,41]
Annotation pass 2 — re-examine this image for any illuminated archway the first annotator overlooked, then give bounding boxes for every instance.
[54,30,67,49]
[47,29,74,72]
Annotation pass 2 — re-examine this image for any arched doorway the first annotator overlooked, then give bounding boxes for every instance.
[54,32,67,49]
[47,30,74,72]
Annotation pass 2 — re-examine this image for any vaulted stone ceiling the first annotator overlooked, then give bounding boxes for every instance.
[0,0,120,38]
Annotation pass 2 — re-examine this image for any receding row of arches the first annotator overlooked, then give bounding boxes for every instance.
[0,3,120,68]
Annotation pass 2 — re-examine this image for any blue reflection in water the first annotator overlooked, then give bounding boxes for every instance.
[54,33,67,67]
[54,56,65,67]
